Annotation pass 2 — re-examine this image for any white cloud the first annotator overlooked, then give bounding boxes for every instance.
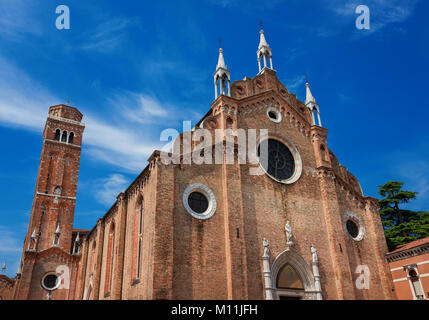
[0,0,43,40]
[80,17,142,52]
[108,92,170,125]
[94,174,130,206]
[284,74,306,93]
[0,54,170,173]
[397,160,429,212]
[0,225,23,277]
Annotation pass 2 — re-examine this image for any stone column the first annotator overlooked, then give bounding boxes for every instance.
[317,110,322,127]
[311,245,322,300]
[262,239,273,300]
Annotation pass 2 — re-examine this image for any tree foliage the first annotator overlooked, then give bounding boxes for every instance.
[378,181,429,251]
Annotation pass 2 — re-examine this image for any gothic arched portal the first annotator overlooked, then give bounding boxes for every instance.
[270,249,318,300]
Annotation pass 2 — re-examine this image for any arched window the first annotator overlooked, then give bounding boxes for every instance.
[90,241,96,274]
[68,132,74,144]
[104,223,115,296]
[320,145,326,162]
[61,131,68,142]
[226,117,233,130]
[409,269,425,299]
[133,197,144,282]
[54,129,61,141]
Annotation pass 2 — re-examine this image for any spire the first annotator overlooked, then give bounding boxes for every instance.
[216,48,227,70]
[31,229,37,239]
[258,30,270,50]
[305,82,322,127]
[214,46,231,99]
[305,82,317,105]
[55,224,60,234]
[256,27,273,72]
[75,232,80,242]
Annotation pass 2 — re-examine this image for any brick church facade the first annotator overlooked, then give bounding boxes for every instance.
[0,29,396,300]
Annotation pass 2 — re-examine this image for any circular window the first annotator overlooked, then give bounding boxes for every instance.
[343,212,365,241]
[188,192,209,214]
[346,220,359,238]
[42,274,59,291]
[409,269,418,278]
[266,107,282,123]
[257,137,302,184]
[183,184,217,220]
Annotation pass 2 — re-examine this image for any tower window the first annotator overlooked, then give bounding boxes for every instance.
[54,129,61,141]
[61,131,68,142]
[68,132,74,144]
[320,145,326,161]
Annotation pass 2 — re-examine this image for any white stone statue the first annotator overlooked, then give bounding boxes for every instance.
[263,238,270,256]
[285,220,293,247]
[311,244,318,263]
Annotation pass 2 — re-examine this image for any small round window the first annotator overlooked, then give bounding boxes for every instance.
[183,184,217,220]
[346,220,359,239]
[188,192,209,214]
[42,274,59,291]
[343,212,365,241]
[266,107,282,123]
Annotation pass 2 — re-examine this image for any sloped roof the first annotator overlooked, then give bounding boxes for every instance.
[389,237,429,254]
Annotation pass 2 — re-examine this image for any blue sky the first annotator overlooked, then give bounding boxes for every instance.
[0,0,428,277]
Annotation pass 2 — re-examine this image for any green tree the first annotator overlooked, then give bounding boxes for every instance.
[378,181,429,251]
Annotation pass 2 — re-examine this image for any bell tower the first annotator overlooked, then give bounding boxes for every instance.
[16,104,85,300]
